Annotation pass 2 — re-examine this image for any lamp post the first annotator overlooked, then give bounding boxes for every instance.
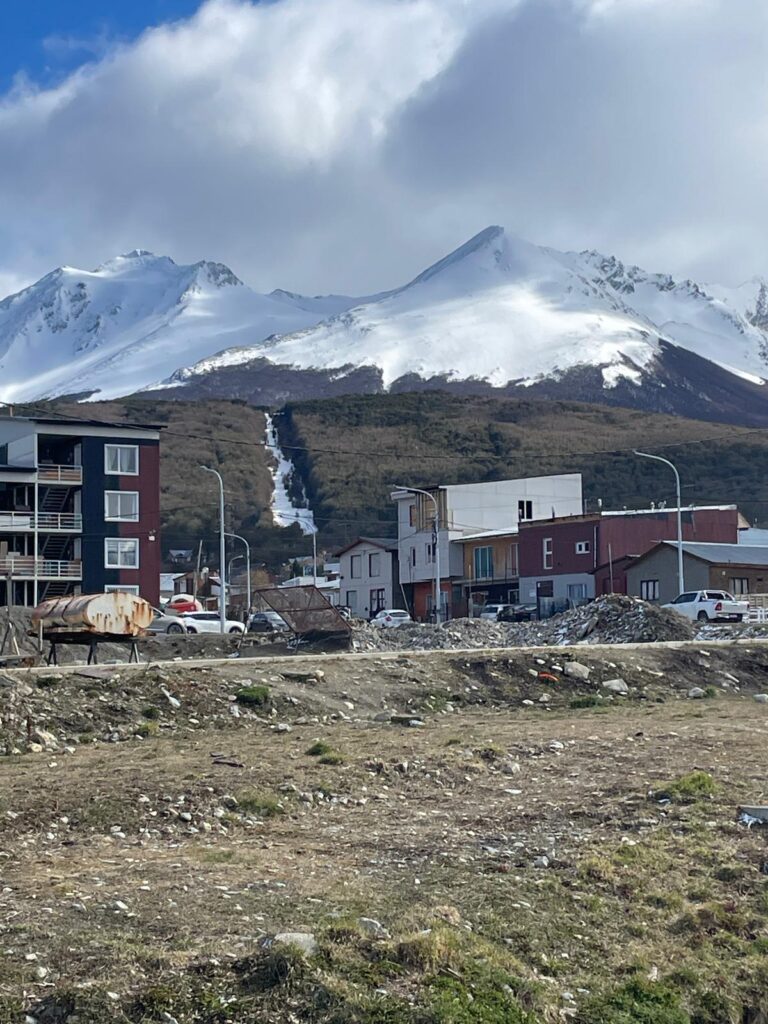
[394,484,441,622]
[633,451,685,595]
[225,532,251,614]
[200,465,227,634]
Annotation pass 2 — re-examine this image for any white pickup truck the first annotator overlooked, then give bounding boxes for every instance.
[663,590,749,623]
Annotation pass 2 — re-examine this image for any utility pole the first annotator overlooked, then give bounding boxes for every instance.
[394,484,441,622]
[225,532,251,615]
[634,451,685,595]
[200,465,227,633]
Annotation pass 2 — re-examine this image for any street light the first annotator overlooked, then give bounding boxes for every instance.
[225,532,251,614]
[633,451,685,595]
[200,465,227,634]
[393,484,441,622]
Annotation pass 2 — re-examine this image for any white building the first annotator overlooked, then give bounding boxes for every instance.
[391,475,583,620]
[335,537,399,618]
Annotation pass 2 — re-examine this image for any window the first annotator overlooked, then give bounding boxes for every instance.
[543,537,553,570]
[730,578,749,595]
[473,546,494,580]
[508,543,518,576]
[425,542,436,564]
[346,590,358,610]
[409,547,416,567]
[369,552,381,577]
[567,583,588,606]
[105,538,139,568]
[370,588,385,614]
[104,584,140,595]
[409,504,417,527]
[575,540,590,554]
[518,499,533,521]
[105,444,138,475]
[105,490,139,522]
[640,579,659,601]
[350,554,362,579]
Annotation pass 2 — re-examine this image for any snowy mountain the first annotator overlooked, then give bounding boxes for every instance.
[169,226,768,396]
[2,229,767,425]
[0,251,361,402]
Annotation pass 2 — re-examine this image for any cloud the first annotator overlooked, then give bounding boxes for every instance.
[0,0,765,297]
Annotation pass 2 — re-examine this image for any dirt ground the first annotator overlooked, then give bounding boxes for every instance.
[1,644,768,1023]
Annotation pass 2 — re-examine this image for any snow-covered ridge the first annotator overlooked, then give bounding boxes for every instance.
[1,231,766,404]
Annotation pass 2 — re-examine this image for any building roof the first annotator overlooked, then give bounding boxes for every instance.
[0,413,164,431]
[649,541,768,567]
[335,536,398,556]
[456,527,519,541]
[603,504,737,517]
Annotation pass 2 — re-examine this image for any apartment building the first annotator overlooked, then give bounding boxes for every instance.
[336,537,399,618]
[0,414,161,607]
[518,504,742,615]
[392,475,583,620]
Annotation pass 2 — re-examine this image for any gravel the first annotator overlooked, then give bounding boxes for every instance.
[352,595,695,652]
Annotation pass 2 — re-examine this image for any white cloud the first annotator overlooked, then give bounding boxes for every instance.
[0,0,765,297]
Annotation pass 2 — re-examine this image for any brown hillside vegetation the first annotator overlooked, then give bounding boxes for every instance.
[280,393,768,544]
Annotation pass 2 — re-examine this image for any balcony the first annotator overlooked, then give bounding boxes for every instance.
[0,512,83,532]
[0,557,82,580]
[38,464,83,485]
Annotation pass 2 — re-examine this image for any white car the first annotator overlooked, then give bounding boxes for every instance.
[181,611,246,634]
[371,609,413,628]
[479,603,513,621]
[147,607,189,635]
[663,590,749,623]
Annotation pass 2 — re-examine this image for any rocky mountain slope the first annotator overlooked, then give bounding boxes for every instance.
[2,229,767,423]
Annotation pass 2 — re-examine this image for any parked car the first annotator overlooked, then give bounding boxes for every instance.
[663,590,749,623]
[248,610,289,633]
[147,607,189,635]
[498,603,537,623]
[181,611,246,634]
[478,603,514,621]
[371,609,412,628]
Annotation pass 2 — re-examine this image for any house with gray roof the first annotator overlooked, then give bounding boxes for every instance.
[626,541,768,605]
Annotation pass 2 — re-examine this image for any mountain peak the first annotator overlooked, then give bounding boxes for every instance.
[96,251,177,274]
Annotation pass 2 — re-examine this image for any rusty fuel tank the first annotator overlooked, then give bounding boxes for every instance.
[32,592,154,636]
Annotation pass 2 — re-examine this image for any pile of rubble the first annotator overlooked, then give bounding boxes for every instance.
[352,595,694,652]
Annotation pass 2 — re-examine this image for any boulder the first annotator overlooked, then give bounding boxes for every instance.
[564,662,590,682]
[271,932,317,956]
[602,678,629,695]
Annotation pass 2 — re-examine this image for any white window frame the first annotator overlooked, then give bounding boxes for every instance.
[346,590,358,610]
[105,490,139,522]
[104,584,140,595]
[473,545,494,580]
[350,554,362,579]
[575,540,590,555]
[368,552,381,578]
[105,444,139,476]
[730,577,749,595]
[105,537,140,569]
[640,579,659,601]
[518,499,533,521]
[543,537,553,570]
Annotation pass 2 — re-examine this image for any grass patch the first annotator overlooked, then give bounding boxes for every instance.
[575,978,689,1024]
[654,771,717,804]
[135,721,158,738]
[141,705,161,720]
[570,695,602,709]
[318,751,345,766]
[306,740,334,757]
[235,685,271,707]
[235,790,284,817]
[35,675,60,689]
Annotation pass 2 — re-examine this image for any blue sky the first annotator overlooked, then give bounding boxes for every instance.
[0,1,201,90]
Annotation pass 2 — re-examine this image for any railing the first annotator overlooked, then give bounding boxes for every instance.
[0,557,82,579]
[38,464,83,484]
[0,512,83,532]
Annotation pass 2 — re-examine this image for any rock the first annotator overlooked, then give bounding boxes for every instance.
[274,723,292,733]
[602,678,629,695]
[221,794,239,809]
[161,687,181,709]
[548,741,564,751]
[688,687,706,699]
[538,693,551,704]
[533,855,550,868]
[271,932,317,956]
[373,711,392,722]
[754,694,768,704]
[358,917,390,939]
[564,662,590,681]
[29,729,58,751]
